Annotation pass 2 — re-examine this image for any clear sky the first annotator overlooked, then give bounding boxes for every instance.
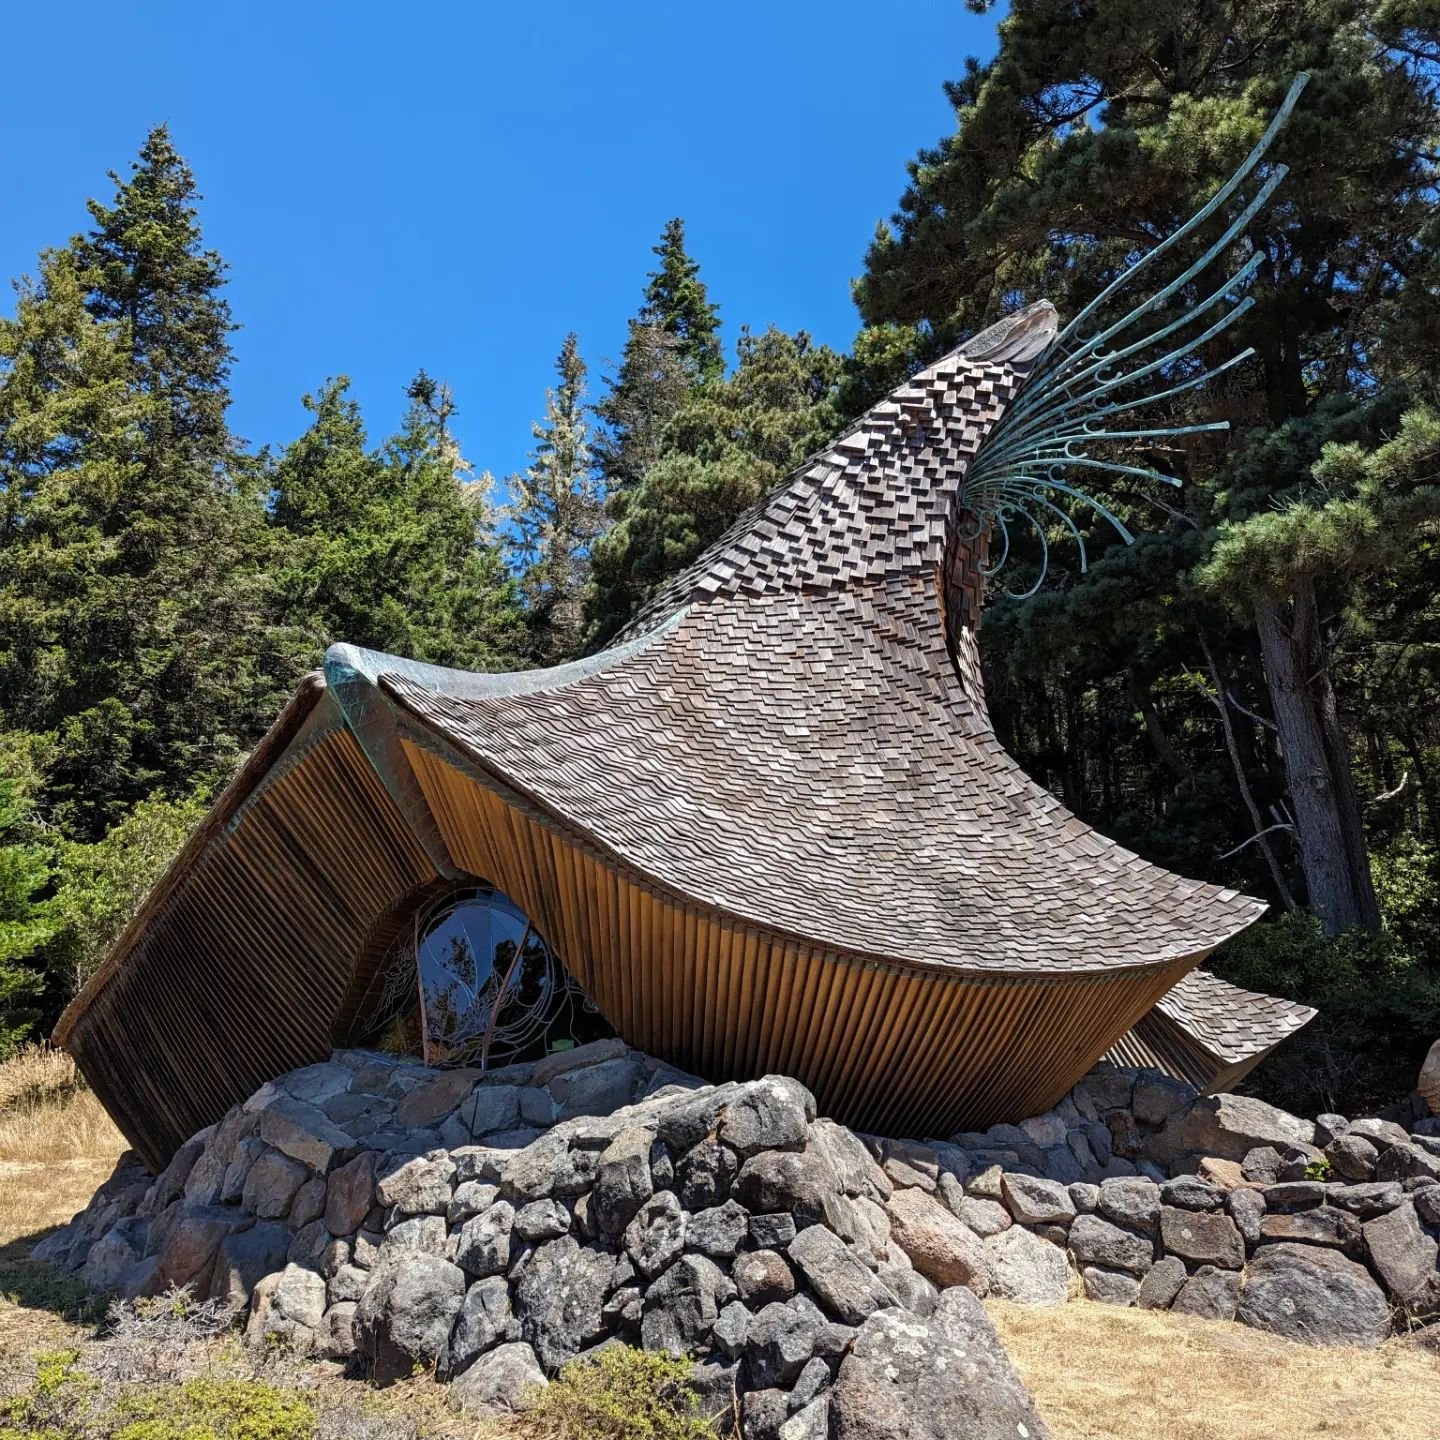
[1,2,1000,481]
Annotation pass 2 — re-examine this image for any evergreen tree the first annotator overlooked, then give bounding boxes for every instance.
[851,0,1440,935]
[0,764,56,1056]
[508,334,604,662]
[587,326,841,642]
[272,373,525,667]
[0,130,301,840]
[593,218,722,495]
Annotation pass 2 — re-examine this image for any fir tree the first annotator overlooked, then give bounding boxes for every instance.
[508,334,604,662]
[587,326,841,643]
[593,218,722,496]
[272,373,525,667]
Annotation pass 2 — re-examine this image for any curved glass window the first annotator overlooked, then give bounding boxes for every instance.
[364,883,611,1068]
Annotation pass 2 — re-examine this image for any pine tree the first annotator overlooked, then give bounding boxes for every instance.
[508,334,604,662]
[639,218,723,384]
[0,768,56,1056]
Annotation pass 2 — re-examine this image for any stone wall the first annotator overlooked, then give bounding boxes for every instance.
[36,1042,1440,1435]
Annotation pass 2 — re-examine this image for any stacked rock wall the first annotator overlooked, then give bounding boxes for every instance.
[36,1043,1440,1434]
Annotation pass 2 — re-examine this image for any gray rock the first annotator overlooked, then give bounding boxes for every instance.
[153,1205,252,1294]
[591,1126,655,1237]
[736,1150,841,1227]
[718,1076,811,1158]
[1137,1254,1187,1309]
[815,1320,857,1357]
[206,1221,291,1309]
[447,1180,500,1227]
[823,1191,891,1266]
[965,1164,1005,1200]
[285,1061,353,1106]
[449,1340,545,1417]
[1020,1112,1069,1148]
[1315,1113,1350,1146]
[1081,1266,1140,1306]
[375,1153,455,1215]
[1068,1182,1100,1214]
[1242,1146,1285,1184]
[745,1299,825,1389]
[453,1083,524,1139]
[79,1219,148,1291]
[550,1056,646,1120]
[886,1267,939,1316]
[957,1195,1011,1238]
[782,1393,829,1440]
[327,1263,368,1304]
[392,1070,479,1128]
[1415,1186,1440,1226]
[258,1096,354,1174]
[749,1213,797,1249]
[624,1190,687,1279]
[290,1217,345,1270]
[377,1214,446,1263]
[1073,1063,1135,1119]
[788,1223,899,1324]
[1227,1187,1266,1247]
[641,1253,731,1354]
[1324,1134,1382,1180]
[1262,1180,1327,1208]
[502,1133,598,1203]
[790,1355,831,1411]
[288,1177,327,1230]
[1133,1071,1197,1127]
[1328,1181,1404,1216]
[1151,1093,1315,1166]
[880,1139,937,1191]
[687,1199,749,1259]
[743,1388,791,1440]
[1067,1213,1153,1275]
[455,1201,515,1278]
[985,1224,1070,1305]
[220,1138,264,1206]
[676,1139,738,1210]
[1377,1141,1440,1184]
[354,1253,466,1380]
[1363,1202,1440,1315]
[514,1236,616,1371]
[1236,1243,1392,1348]
[830,1288,1052,1440]
[447,1276,516,1374]
[1346,1117,1412,1150]
[247,1262,328,1351]
[1039,1146,1085,1185]
[514,1199,571,1242]
[318,1301,358,1360]
[1159,1206,1243,1269]
[690,1359,741,1434]
[451,1146,509,1184]
[734,1249,796,1307]
[1000,1172,1076,1226]
[712,1299,752,1359]
[1160,1176,1227,1211]
[810,1119,892,1202]
[241,1148,308,1220]
[652,1086,735,1151]
[1172,1265,1240,1320]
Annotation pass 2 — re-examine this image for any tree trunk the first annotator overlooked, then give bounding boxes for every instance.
[1253,582,1381,934]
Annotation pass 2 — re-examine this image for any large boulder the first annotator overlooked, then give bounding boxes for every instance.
[830,1288,1051,1440]
[985,1225,1070,1305]
[449,1341,546,1418]
[1236,1243,1391,1348]
[513,1235,617,1371]
[884,1187,991,1294]
[354,1254,467,1381]
[1363,1202,1440,1318]
[1150,1093,1315,1166]
[787,1223,899,1324]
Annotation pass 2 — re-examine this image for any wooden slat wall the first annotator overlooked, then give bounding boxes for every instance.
[65,729,441,1170]
[401,739,1199,1138]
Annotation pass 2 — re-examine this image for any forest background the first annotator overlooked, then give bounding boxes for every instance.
[3,0,1439,1115]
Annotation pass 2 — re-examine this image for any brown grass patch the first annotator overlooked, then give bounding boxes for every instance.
[0,1045,126,1167]
[989,1296,1440,1440]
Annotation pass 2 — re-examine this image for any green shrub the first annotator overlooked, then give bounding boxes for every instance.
[1214,911,1440,1115]
[512,1346,720,1440]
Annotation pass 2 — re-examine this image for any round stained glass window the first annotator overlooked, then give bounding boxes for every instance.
[364,883,610,1068]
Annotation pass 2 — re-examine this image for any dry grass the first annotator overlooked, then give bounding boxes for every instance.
[0,1045,126,1166]
[990,1297,1440,1440]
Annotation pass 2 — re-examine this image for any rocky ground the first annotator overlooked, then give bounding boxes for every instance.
[18,1041,1440,1437]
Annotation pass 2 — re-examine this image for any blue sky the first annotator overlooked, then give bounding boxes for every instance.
[1,3,1000,481]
